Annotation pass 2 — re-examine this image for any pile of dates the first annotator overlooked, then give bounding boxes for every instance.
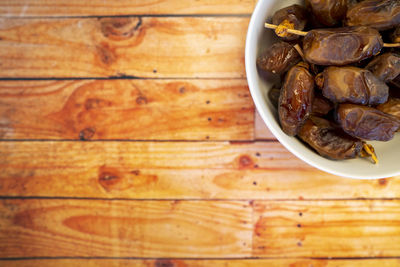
[257,0,400,163]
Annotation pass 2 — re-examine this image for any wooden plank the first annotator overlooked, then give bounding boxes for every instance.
[3,199,400,258]
[255,110,276,140]
[0,17,248,78]
[0,141,398,199]
[0,0,256,17]
[253,200,400,257]
[0,79,253,140]
[0,199,252,258]
[2,259,400,267]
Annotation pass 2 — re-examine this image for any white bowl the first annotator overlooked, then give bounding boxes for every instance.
[245,0,400,179]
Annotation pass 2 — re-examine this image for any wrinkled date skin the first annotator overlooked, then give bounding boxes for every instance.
[257,42,301,74]
[272,4,308,41]
[346,0,400,30]
[305,0,347,26]
[274,87,332,115]
[279,63,314,136]
[298,116,363,160]
[366,53,400,82]
[317,66,388,105]
[377,97,400,120]
[337,104,400,141]
[303,26,383,66]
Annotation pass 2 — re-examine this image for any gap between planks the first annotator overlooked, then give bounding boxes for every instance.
[1,196,400,201]
[0,77,248,80]
[2,258,400,267]
[0,14,253,20]
[1,258,400,267]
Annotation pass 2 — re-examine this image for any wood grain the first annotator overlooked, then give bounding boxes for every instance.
[0,79,253,140]
[253,200,400,257]
[255,110,275,140]
[3,259,400,267]
[1,0,397,264]
[0,17,248,78]
[0,141,397,199]
[3,199,400,258]
[0,0,256,17]
[0,199,252,258]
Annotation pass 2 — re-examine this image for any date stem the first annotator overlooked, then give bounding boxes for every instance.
[293,44,306,62]
[362,144,379,164]
[265,22,307,36]
[264,23,400,48]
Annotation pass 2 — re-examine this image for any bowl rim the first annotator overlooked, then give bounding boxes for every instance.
[244,0,400,179]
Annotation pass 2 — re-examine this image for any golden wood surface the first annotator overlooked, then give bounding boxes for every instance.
[253,200,400,257]
[0,0,256,17]
[0,141,397,199]
[2,199,400,258]
[0,199,253,258]
[2,259,400,267]
[0,17,248,78]
[1,0,399,266]
[255,110,275,140]
[0,79,253,140]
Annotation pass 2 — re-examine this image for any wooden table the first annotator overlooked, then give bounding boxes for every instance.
[0,1,399,266]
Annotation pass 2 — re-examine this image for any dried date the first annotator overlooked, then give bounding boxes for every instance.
[298,116,363,160]
[336,104,400,141]
[316,66,388,105]
[303,26,383,66]
[257,42,301,75]
[279,62,314,136]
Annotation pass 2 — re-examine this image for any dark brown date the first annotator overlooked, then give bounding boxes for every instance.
[312,93,334,116]
[366,53,400,82]
[257,42,301,75]
[316,66,388,105]
[305,0,347,26]
[298,116,363,160]
[347,0,362,9]
[303,26,383,66]
[268,87,281,108]
[391,27,400,43]
[279,62,314,136]
[336,104,400,141]
[272,4,308,41]
[377,97,400,120]
[346,0,400,30]
[389,75,400,98]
